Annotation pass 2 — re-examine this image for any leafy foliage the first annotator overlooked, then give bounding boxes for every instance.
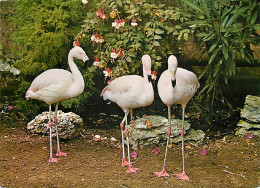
[75,0,193,80]
[180,0,259,122]
[10,0,96,116]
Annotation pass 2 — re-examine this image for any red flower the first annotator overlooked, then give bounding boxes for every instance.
[153,147,161,154]
[130,151,138,159]
[73,40,80,47]
[200,147,207,156]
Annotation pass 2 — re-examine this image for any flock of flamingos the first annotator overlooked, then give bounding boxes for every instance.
[25,43,200,181]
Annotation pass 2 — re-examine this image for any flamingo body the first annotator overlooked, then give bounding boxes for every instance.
[26,69,84,105]
[102,75,153,111]
[101,54,154,173]
[154,55,199,180]
[26,46,89,163]
[158,67,199,107]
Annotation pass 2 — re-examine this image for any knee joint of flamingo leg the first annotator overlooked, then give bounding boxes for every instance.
[120,122,124,131]
[125,128,129,137]
[167,126,171,137]
[54,117,57,124]
[48,121,52,127]
[181,127,185,137]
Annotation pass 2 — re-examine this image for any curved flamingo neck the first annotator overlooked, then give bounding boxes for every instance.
[68,54,84,88]
[143,65,149,82]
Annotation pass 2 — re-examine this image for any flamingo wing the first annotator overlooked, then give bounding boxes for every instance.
[26,69,73,104]
[102,75,146,109]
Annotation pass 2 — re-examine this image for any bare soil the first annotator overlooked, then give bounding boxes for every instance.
[0,119,259,188]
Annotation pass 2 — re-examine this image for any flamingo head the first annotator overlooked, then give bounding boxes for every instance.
[141,54,151,75]
[168,55,178,80]
[70,46,89,62]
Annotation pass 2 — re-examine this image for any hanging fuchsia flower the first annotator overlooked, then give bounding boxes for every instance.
[93,57,100,67]
[200,147,207,156]
[131,19,138,27]
[96,8,102,17]
[103,67,112,78]
[73,40,80,47]
[117,48,124,58]
[96,7,107,21]
[82,0,88,8]
[151,71,157,82]
[136,0,142,5]
[96,36,104,43]
[91,34,104,45]
[101,13,107,20]
[111,48,119,59]
[112,19,125,29]
[153,147,161,154]
[130,151,138,159]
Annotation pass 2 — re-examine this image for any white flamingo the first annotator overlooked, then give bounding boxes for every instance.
[101,54,154,173]
[26,45,89,163]
[154,55,199,180]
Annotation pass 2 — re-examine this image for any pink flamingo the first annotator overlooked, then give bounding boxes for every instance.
[101,55,154,173]
[26,46,89,163]
[154,55,199,180]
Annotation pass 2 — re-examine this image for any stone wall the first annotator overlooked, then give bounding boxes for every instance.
[236,95,260,136]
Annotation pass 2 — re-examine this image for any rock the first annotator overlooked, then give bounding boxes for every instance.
[236,95,260,137]
[27,110,83,139]
[235,127,260,137]
[237,120,260,129]
[241,95,260,123]
[127,115,205,149]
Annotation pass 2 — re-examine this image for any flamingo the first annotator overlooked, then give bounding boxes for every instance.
[25,45,89,163]
[154,55,199,180]
[100,54,154,173]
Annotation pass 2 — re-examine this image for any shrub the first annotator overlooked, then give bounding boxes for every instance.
[180,0,259,122]
[75,0,193,82]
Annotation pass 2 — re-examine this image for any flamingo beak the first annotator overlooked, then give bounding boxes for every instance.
[83,55,89,62]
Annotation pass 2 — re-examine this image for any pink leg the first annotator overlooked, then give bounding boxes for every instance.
[120,114,132,167]
[174,107,189,181]
[54,103,67,157]
[154,105,171,177]
[48,105,58,163]
[125,128,138,174]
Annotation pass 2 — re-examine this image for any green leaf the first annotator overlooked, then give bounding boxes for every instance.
[155,21,164,28]
[240,47,245,59]
[222,46,229,60]
[221,15,230,28]
[196,32,208,38]
[175,25,182,29]
[155,29,164,34]
[251,10,258,24]
[131,67,136,73]
[126,56,132,62]
[156,56,162,60]
[184,1,204,14]
[209,42,218,53]
[253,24,260,30]
[209,48,220,64]
[154,35,162,39]
[167,27,174,34]
[116,0,122,7]
[203,32,216,42]
[147,30,153,37]
[159,4,165,8]
[183,33,189,41]
[154,41,160,46]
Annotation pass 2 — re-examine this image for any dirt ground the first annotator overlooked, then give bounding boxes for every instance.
[0,119,259,188]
